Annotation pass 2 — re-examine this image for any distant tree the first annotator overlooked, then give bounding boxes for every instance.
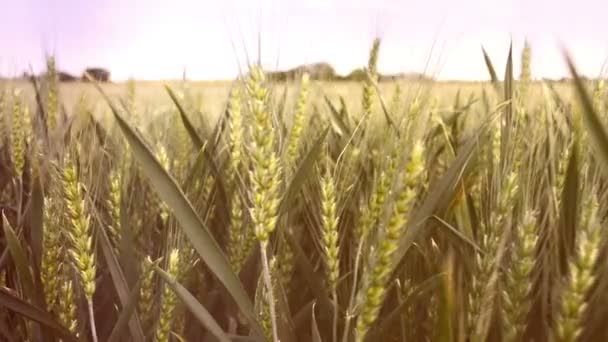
[83,68,110,82]
[266,62,337,82]
[267,70,288,82]
[344,68,367,82]
[306,62,336,80]
[380,72,433,82]
[58,71,78,82]
[263,62,433,83]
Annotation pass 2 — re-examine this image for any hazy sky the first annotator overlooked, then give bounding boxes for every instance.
[1,0,607,81]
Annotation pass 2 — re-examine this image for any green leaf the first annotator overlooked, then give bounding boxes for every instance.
[280,127,330,215]
[0,288,78,342]
[339,96,352,128]
[369,74,399,136]
[152,263,233,342]
[181,142,209,190]
[29,175,49,314]
[392,104,502,271]
[89,111,110,147]
[557,128,579,274]
[482,47,501,93]
[162,91,228,207]
[27,73,51,145]
[2,214,35,301]
[432,215,482,253]
[564,52,608,175]
[93,85,263,337]
[29,176,44,272]
[284,231,333,316]
[545,81,569,113]
[277,85,290,139]
[504,42,513,116]
[454,89,462,109]
[435,258,455,342]
[90,196,146,342]
[501,42,514,169]
[106,275,144,342]
[211,101,231,152]
[165,84,204,149]
[324,96,350,137]
[368,274,442,341]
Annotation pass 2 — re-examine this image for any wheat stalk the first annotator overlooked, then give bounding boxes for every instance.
[320,166,341,342]
[362,38,381,117]
[469,171,518,340]
[557,194,600,342]
[45,56,59,132]
[62,153,98,342]
[285,72,311,171]
[246,65,282,342]
[139,256,157,334]
[502,210,538,341]
[519,40,532,97]
[11,91,26,177]
[58,275,77,335]
[41,194,65,313]
[355,141,424,341]
[107,168,122,254]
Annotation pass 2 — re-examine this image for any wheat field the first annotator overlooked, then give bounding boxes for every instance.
[0,40,607,342]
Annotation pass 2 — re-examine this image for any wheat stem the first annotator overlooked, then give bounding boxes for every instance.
[259,241,279,342]
[88,299,98,342]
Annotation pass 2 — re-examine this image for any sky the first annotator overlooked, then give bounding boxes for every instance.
[1,0,607,81]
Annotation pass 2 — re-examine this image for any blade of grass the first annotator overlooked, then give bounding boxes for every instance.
[368,273,443,341]
[29,176,44,272]
[0,288,78,342]
[26,72,50,145]
[152,263,233,342]
[558,134,579,275]
[369,74,399,136]
[275,271,297,342]
[502,42,514,170]
[89,196,146,342]
[182,142,209,190]
[149,91,228,207]
[432,215,482,253]
[2,210,44,340]
[211,101,230,152]
[91,84,263,337]
[482,47,501,93]
[454,89,462,109]
[392,104,503,272]
[324,95,350,137]
[2,214,35,302]
[504,43,513,102]
[545,81,569,113]
[564,51,608,175]
[339,96,352,128]
[165,84,204,149]
[89,111,109,147]
[284,230,333,315]
[106,275,144,342]
[280,126,330,215]
[277,85,290,138]
[435,255,456,342]
[28,176,50,339]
